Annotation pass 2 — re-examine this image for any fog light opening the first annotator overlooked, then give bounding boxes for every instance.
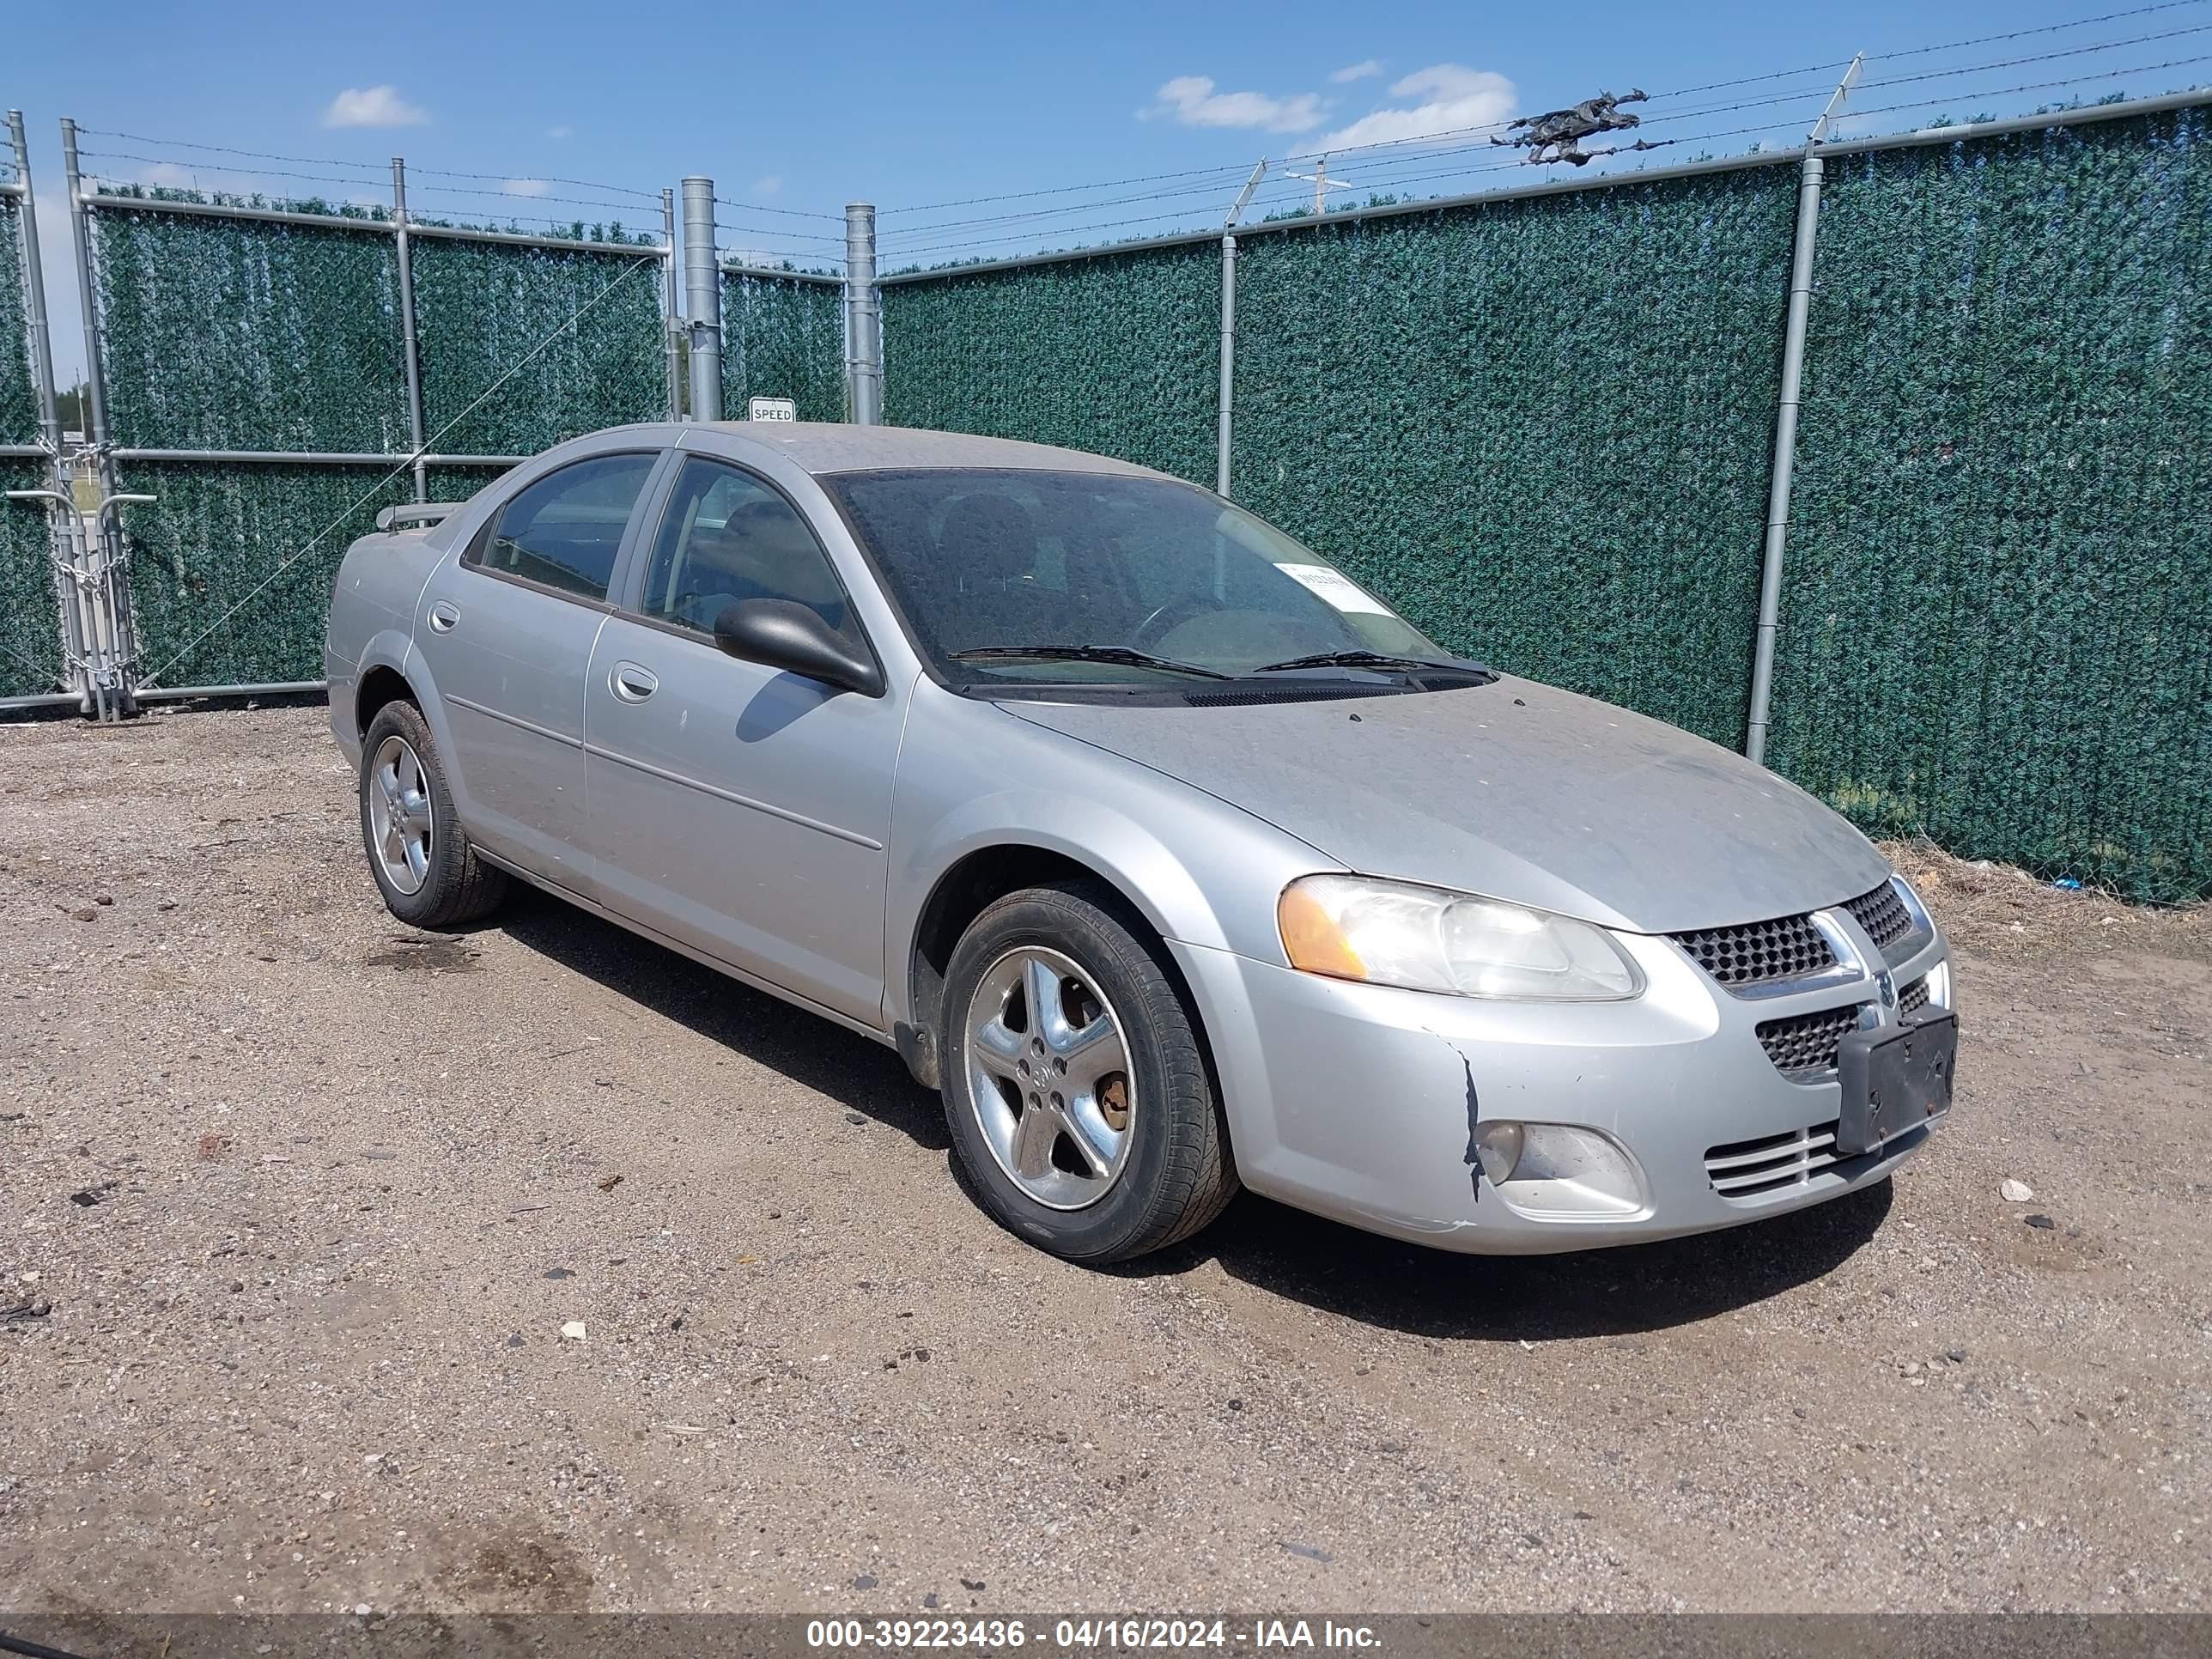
[1482,1122,1648,1218]
[1474,1121,1523,1186]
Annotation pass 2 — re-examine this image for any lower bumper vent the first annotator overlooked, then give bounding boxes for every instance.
[1704,1119,1844,1198]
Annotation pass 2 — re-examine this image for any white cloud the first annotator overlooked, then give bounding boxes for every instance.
[750,174,783,196]
[320,85,430,130]
[1315,63,1515,152]
[545,125,573,140]
[1142,75,1324,134]
[1331,59,1384,83]
[141,161,196,188]
[503,178,551,197]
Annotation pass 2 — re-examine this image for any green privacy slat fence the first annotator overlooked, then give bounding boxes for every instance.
[411,237,667,455]
[1,196,39,444]
[878,105,2212,899]
[91,202,410,452]
[74,206,673,692]
[0,458,62,698]
[1230,170,1797,748]
[882,240,1222,484]
[1771,107,2212,903]
[123,461,510,689]
[722,272,845,421]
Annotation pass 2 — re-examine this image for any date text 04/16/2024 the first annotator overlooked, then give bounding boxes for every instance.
[805,1620,1382,1650]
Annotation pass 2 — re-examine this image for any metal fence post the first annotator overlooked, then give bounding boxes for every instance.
[1216,161,1267,498]
[58,117,139,718]
[844,204,881,426]
[662,187,683,419]
[681,178,722,422]
[391,157,428,501]
[1745,57,1861,766]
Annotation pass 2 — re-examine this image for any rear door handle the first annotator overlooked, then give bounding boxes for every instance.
[611,661,659,703]
[426,600,460,634]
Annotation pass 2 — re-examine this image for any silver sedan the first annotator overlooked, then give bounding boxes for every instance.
[325,423,1956,1263]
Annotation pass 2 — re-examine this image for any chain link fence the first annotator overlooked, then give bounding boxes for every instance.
[1774,104,2212,902]
[93,201,412,452]
[722,269,846,422]
[884,241,1223,483]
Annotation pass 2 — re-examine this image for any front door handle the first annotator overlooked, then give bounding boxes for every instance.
[427,600,460,634]
[611,661,659,703]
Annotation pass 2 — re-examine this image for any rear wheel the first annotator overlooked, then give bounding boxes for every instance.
[358,700,507,927]
[939,880,1236,1262]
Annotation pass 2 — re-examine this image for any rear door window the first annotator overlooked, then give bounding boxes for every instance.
[467,453,659,602]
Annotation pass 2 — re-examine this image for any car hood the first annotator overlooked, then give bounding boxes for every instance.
[1002,676,1890,934]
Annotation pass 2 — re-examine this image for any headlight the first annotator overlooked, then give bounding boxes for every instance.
[1278,874,1644,1000]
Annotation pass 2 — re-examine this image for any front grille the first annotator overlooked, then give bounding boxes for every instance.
[1672,911,1836,988]
[1844,881,1914,954]
[1898,975,1929,1018]
[1756,1003,1864,1079]
[1705,1119,1844,1198]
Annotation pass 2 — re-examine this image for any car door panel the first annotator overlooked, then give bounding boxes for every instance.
[413,449,671,890]
[580,455,899,1026]
[584,622,899,1024]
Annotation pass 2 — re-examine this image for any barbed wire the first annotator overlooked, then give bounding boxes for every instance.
[878,0,2211,235]
[1869,0,2207,60]
[881,58,2209,265]
[710,194,846,222]
[75,128,668,204]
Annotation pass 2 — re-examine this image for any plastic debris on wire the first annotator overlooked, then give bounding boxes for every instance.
[1491,88,1673,167]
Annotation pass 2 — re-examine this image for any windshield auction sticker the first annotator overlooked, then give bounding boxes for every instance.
[1275,563,1395,616]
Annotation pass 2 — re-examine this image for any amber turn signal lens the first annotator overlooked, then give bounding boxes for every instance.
[1278,883,1367,981]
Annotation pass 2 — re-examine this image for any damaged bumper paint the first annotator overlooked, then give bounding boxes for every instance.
[1167,921,1950,1255]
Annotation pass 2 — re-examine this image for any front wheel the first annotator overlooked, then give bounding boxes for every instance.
[358,700,507,928]
[939,881,1237,1263]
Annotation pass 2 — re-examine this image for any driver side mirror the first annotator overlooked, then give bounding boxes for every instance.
[713,599,884,697]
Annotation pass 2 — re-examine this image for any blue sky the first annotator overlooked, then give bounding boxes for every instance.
[14,0,2209,378]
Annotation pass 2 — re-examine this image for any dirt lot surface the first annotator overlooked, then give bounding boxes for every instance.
[2,702,2206,1616]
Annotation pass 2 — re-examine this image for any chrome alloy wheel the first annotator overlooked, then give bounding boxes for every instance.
[367,734,434,896]
[963,945,1135,1210]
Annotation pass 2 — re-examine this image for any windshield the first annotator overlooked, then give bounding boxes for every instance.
[823,468,1464,687]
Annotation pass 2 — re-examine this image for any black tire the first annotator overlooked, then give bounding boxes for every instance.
[938,880,1237,1263]
[358,699,507,928]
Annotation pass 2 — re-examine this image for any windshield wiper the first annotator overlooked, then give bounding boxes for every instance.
[1251,648,1494,679]
[950,644,1233,680]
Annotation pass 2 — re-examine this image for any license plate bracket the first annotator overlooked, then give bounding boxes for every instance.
[1836,1009,1957,1158]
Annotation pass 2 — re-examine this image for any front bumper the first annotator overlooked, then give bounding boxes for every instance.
[1170,915,1950,1255]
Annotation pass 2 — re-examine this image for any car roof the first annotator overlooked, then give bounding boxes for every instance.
[672,422,1170,480]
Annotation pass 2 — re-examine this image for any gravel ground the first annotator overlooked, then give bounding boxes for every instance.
[1,702,2206,1616]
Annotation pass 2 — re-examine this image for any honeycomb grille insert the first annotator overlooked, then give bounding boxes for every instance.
[1756,1003,1865,1079]
[1844,881,1915,954]
[1898,975,1929,1018]
[1672,911,1836,988]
